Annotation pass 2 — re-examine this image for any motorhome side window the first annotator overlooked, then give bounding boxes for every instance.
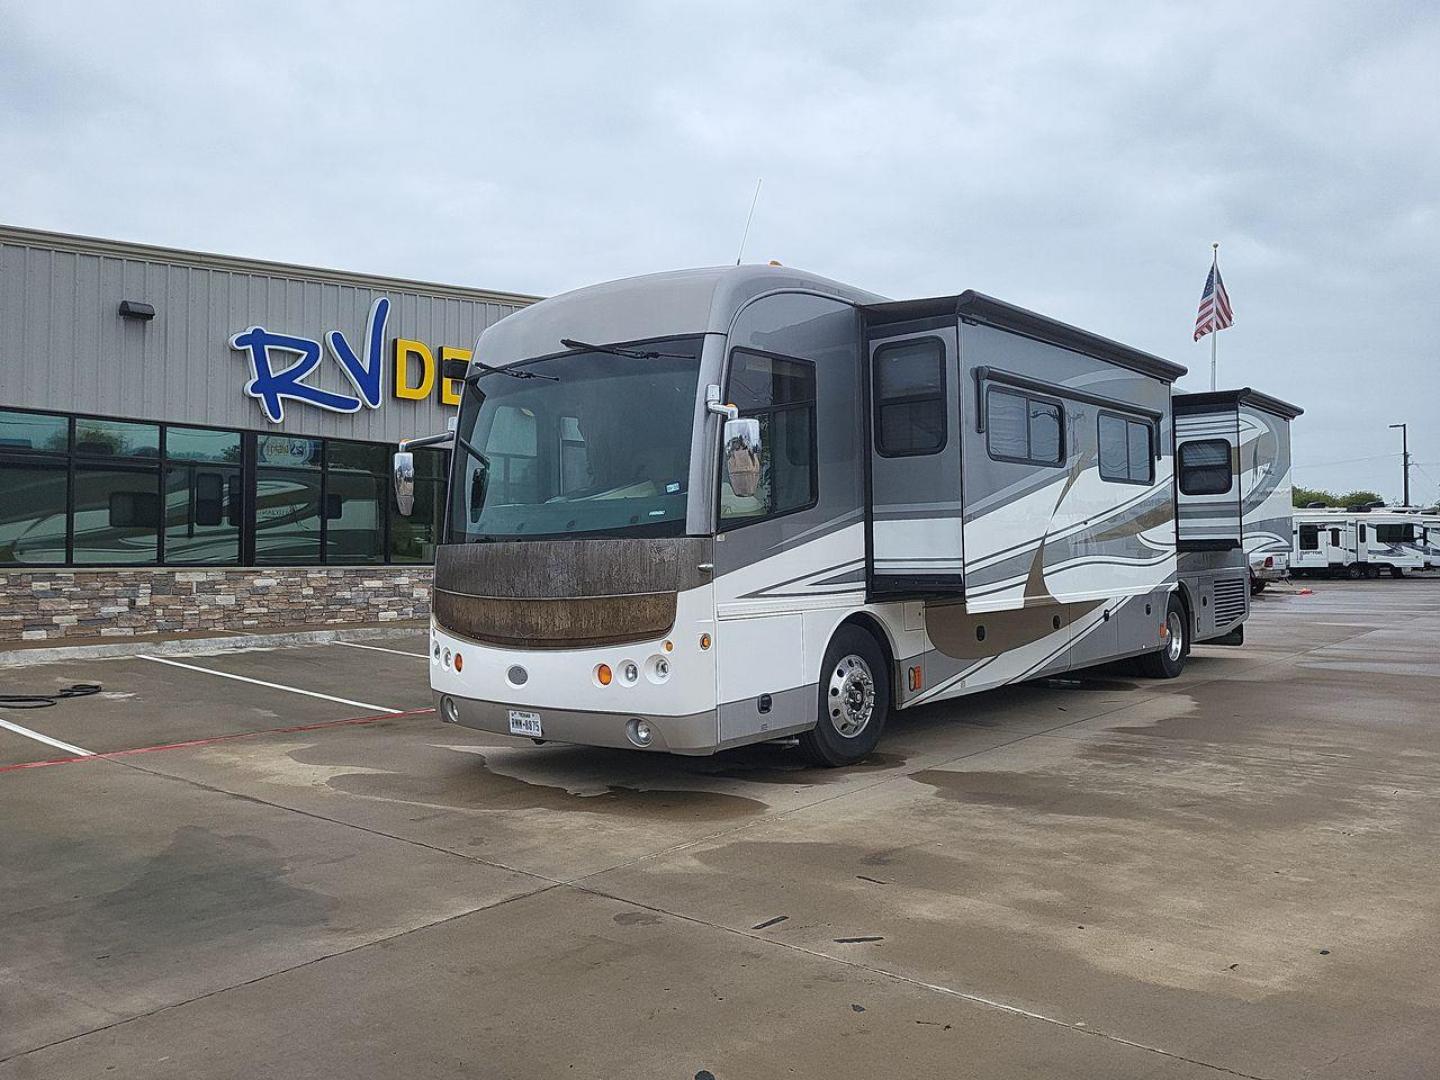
[985,387,1063,466]
[1178,439,1231,495]
[1298,524,1320,551]
[720,350,817,526]
[873,338,945,456]
[1098,413,1154,484]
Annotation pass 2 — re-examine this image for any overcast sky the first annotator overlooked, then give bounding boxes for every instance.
[3,1,1437,502]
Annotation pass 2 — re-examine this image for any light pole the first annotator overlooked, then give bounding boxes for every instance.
[1389,423,1410,507]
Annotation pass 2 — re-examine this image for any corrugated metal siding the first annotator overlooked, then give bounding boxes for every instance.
[0,232,533,443]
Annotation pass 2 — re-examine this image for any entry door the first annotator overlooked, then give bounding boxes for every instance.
[866,324,964,595]
[1174,406,1241,548]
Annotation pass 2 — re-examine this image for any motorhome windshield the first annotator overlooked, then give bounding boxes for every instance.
[447,336,703,542]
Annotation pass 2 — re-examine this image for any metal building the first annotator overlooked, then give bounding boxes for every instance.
[0,224,535,641]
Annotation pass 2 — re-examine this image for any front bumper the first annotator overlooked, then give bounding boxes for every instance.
[435,691,721,755]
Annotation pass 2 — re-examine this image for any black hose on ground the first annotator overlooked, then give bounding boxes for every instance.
[0,684,103,709]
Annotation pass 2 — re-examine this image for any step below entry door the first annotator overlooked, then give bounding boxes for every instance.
[866,323,964,595]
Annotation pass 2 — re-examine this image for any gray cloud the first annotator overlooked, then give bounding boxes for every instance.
[2,0,1437,501]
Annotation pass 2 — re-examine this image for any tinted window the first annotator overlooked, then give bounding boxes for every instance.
[1099,413,1154,484]
[1298,524,1320,551]
[0,460,68,564]
[873,339,945,456]
[721,351,817,525]
[164,465,241,563]
[166,427,241,463]
[257,435,321,469]
[0,409,68,453]
[986,388,1064,467]
[254,469,322,563]
[1375,524,1415,543]
[72,466,160,564]
[74,418,159,458]
[1178,439,1232,495]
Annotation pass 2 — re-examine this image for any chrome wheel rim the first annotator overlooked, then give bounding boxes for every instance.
[1166,611,1184,662]
[828,654,875,738]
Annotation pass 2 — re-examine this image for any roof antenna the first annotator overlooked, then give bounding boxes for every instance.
[735,178,763,265]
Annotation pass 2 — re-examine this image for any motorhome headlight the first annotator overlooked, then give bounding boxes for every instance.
[645,655,671,684]
[619,660,640,686]
[443,648,452,669]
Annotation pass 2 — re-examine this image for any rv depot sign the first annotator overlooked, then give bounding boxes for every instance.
[229,297,471,423]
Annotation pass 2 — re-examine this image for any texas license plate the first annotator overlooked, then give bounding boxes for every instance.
[508,709,543,738]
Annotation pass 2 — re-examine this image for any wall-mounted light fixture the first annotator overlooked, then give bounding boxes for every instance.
[118,300,155,321]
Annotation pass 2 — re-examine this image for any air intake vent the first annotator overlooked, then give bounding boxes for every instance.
[1213,577,1248,626]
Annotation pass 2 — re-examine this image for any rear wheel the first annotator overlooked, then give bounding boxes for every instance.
[1391,567,1406,579]
[1366,565,1382,579]
[1347,564,1365,580]
[1136,595,1188,679]
[798,625,890,767]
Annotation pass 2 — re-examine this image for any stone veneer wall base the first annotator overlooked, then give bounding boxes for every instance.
[1,567,432,643]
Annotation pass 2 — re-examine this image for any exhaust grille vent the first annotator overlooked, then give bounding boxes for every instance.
[1213,577,1248,626]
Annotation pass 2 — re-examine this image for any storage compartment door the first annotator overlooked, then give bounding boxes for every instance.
[866,325,964,595]
[1175,407,1241,549]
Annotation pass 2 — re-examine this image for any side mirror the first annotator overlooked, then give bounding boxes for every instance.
[723,417,762,498]
[469,466,488,519]
[392,451,415,516]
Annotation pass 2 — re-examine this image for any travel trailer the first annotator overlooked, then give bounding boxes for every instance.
[1291,509,1427,578]
[1172,389,1302,596]
[397,266,1271,765]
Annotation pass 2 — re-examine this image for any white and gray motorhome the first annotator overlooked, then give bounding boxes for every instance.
[1292,509,1427,578]
[398,266,1265,765]
[1173,389,1302,597]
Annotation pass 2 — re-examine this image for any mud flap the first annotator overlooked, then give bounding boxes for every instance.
[1209,623,1245,646]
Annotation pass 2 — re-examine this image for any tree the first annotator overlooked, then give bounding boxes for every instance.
[1338,490,1384,508]
[1293,486,1338,508]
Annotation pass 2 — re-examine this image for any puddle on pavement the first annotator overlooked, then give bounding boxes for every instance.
[299,744,769,820]
[911,768,1147,820]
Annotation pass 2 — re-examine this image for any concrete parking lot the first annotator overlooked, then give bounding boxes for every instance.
[3,580,1440,1079]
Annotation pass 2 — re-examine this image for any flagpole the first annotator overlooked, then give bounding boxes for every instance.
[1210,242,1219,391]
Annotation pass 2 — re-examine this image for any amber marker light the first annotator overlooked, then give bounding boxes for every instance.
[663,640,674,652]
[699,633,712,651]
[596,663,613,686]
[453,652,463,672]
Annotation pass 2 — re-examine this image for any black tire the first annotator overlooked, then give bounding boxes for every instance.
[1347,564,1364,580]
[1250,579,1267,596]
[798,625,890,767]
[1136,594,1188,679]
[1366,565,1382,579]
[1391,567,1406,579]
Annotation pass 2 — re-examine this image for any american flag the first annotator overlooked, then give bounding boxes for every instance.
[1193,260,1233,341]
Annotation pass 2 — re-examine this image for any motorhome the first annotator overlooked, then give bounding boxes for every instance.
[1292,509,1426,578]
[1172,389,1302,596]
[397,266,1266,765]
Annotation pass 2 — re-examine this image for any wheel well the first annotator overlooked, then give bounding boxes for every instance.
[836,613,897,683]
[1174,584,1196,635]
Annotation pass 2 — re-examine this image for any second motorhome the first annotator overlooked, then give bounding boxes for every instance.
[396,265,1296,764]
[1292,510,1427,578]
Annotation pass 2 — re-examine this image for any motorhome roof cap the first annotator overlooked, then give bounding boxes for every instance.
[861,291,1187,384]
[1173,387,1304,419]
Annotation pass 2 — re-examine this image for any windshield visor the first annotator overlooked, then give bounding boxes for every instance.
[448,337,703,542]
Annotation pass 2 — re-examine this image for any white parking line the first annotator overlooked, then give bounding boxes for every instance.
[0,715,94,757]
[334,640,429,660]
[136,655,402,714]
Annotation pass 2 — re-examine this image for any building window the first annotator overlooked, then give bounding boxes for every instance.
[986,387,1064,466]
[721,350,817,525]
[1098,413,1154,484]
[163,426,242,564]
[1178,439,1232,495]
[1298,524,1320,551]
[0,457,68,564]
[0,409,437,569]
[873,338,946,456]
[325,440,387,564]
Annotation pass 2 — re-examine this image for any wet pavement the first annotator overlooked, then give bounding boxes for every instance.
[3,580,1439,1078]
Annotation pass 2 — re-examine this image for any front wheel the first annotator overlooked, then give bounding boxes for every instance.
[1137,595,1188,679]
[1250,579,1267,596]
[798,626,890,767]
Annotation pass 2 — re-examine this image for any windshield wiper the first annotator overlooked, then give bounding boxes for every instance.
[560,338,695,360]
[464,362,559,385]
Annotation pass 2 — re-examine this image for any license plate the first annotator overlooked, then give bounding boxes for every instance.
[508,709,543,738]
